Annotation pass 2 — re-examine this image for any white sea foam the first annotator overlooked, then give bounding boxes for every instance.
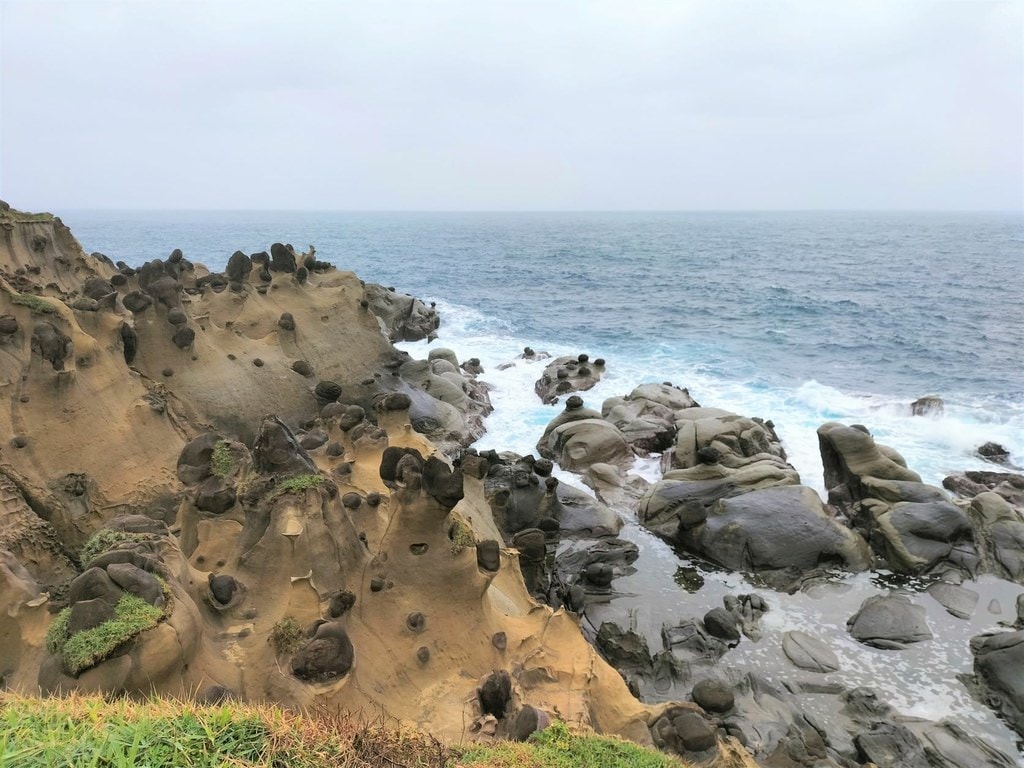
[406,299,1023,498]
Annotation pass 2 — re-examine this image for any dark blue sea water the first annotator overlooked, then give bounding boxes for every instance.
[61,210,1023,492]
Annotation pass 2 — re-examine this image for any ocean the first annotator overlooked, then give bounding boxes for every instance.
[62,210,1023,497]
[59,210,1024,758]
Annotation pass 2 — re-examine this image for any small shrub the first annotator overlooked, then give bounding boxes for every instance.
[60,593,167,676]
[269,618,305,655]
[80,529,153,566]
[274,474,324,497]
[210,440,235,478]
[11,293,58,315]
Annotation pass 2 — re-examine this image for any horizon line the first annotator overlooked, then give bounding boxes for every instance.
[45,206,1024,215]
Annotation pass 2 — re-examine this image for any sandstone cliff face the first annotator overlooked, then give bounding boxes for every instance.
[0,205,750,764]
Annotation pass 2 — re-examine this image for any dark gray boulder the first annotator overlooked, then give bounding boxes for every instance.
[847,594,932,649]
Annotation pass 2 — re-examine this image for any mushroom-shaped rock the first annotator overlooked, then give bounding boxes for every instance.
[208,574,239,605]
[379,447,425,487]
[291,621,354,682]
[31,322,72,371]
[122,291,153,314]
[119,322,137,364]
[226,251,252,283]
[422,457,464,510]
[252,416,317,476]
[176,433,222,486]
[478,670,512,718]
[270,243,296,273]
[314,380,342,403]
[148,276,181,308]
[171,325,195,350]
[511,706,551,741]
[476,540,501,572]
[0,314,18,335]
[195,476,237,514]
[83,276,114,300]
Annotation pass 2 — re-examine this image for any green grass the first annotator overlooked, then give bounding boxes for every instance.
[210,440,235,478]
[0,696,688,768]
[53,593,170,676]
[0,695,271,768]
[11,293,59,315]
[43,610,71,656]
[269,617,305,655]
[274,474,324,497]
[79,529,155,566]
[456,721,685,767]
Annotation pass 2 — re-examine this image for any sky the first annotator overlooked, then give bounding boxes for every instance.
[0,1,1021,211]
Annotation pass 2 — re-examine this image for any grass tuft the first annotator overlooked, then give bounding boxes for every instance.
[43,609,71,655]
[274,473,324,497]
[79,529,155,566]
[58,593,169,676]
[210,440,235,478]
[269,617,306,655]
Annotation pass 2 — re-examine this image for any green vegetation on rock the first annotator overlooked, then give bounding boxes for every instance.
[210,440,235,478]
[11,293,58,315]
[79,529,154,566]
[274,474,324,496]
[56,593,168,676]
[269,617,305,655]
[449,518,475,556]
[43,609,71,656]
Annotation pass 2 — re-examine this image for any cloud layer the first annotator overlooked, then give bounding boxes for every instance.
[1,1,1021,210]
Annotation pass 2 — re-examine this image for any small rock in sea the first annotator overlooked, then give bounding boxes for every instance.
[911,395,944,417]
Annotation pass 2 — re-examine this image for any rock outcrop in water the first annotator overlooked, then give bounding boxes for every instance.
[0,204,759,765]
[535,368,1024,765]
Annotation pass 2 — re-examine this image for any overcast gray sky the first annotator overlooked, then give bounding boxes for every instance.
[1,1,1021,210]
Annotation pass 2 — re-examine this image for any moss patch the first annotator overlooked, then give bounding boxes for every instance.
[448,517,475,556]
[11,293,58,315]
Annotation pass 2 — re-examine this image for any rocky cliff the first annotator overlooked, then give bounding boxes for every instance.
[0,203,755,767]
